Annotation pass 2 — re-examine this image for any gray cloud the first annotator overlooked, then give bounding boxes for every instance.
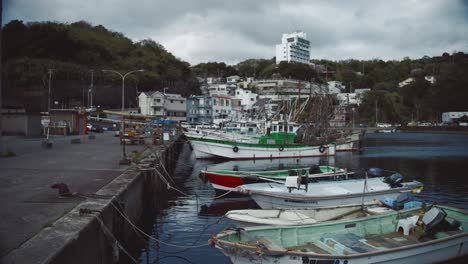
[4,0,468,65]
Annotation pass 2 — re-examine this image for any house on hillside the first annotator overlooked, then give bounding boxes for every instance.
[138,91,186,121]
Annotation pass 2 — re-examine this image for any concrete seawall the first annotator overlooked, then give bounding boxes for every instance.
[2,135,186,264]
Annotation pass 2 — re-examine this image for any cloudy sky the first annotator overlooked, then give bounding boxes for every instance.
[3,0,468,65]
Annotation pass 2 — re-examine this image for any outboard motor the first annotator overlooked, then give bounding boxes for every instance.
[309,165,321,174]
[422,207,447,231]
[384,173,403,188]
[368,167,384,177]
[420,207,461,240]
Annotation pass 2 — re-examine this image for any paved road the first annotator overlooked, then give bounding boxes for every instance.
[0,132,145,257]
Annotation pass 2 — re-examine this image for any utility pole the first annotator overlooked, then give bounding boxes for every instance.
[48,69,53,114]
[375,100,378,126]
[89,70,94,107]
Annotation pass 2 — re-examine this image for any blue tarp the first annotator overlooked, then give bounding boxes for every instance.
[152,119,172,125]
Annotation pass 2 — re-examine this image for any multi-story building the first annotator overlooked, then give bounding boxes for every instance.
[208,84,229,96]
[186,95,234,125]
[253,79,312,95]
[231,88,258,116]
[186,96,214,124]
[138,91,186,121]
[275,31,311,64]
[212,95,232,125]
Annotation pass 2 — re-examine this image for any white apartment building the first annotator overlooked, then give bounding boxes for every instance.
[138,91,186,121]
[231,88,258,120]
[208,84,229,96]
[275,31,311,64]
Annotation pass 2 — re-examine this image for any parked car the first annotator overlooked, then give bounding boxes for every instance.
[376,123,392,128]
[417,122,432,127]
[89,124,104,133]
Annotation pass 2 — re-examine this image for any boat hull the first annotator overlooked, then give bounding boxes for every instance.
[336,140,360,152]
[214,205,468,264]
[249,190,410,209]
[202,168,349,192]
[216,235,468,264]
[240,178,424,209]
[189,138,336,160]
[225,204,379,228]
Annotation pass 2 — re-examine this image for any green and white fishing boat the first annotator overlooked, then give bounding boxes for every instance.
[211,205,468,264]
[186,120,336,160]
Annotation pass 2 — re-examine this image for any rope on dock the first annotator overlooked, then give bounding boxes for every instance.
[95,216,139,263]
[77,209,139,264]
[109,201,210,249]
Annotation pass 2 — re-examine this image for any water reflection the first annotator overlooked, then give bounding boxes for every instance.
[139,132,468,263]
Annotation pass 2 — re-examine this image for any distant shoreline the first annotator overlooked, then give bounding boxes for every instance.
[399,126,468,134]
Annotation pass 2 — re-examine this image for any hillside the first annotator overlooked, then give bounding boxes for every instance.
[2,20,200,111]
[192,53,468,123]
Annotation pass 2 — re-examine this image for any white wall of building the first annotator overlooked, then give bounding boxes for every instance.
[208,84,229,96]
[233,88,257,111]
[275,31,311,64]
[138,91,186,121]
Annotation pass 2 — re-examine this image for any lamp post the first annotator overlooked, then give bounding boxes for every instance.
[102,69,144,164]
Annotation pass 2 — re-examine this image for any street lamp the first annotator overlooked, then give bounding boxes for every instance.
[102,69,145,164]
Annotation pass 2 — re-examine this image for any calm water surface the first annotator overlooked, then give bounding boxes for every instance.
[138,132,468,263]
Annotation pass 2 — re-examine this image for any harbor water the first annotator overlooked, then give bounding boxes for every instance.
[137,132,468,263]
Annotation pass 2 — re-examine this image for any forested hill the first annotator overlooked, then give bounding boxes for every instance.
[2,20,199,111]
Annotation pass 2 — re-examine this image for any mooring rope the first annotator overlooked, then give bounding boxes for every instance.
[94,214,139,264]
[109,201,210,249]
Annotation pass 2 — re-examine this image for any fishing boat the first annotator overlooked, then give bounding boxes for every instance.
[225,194,423,227]
[225,204,393,227]
[211,205,468,264]
[200,165,349,193]
[186,120,336,160]
[238,173,424,209]
[335,131,363,152]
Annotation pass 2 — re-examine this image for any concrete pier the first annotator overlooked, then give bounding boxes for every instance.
[0,132,186,264]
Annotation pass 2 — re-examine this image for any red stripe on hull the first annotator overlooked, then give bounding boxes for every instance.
[204,172,245,188]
